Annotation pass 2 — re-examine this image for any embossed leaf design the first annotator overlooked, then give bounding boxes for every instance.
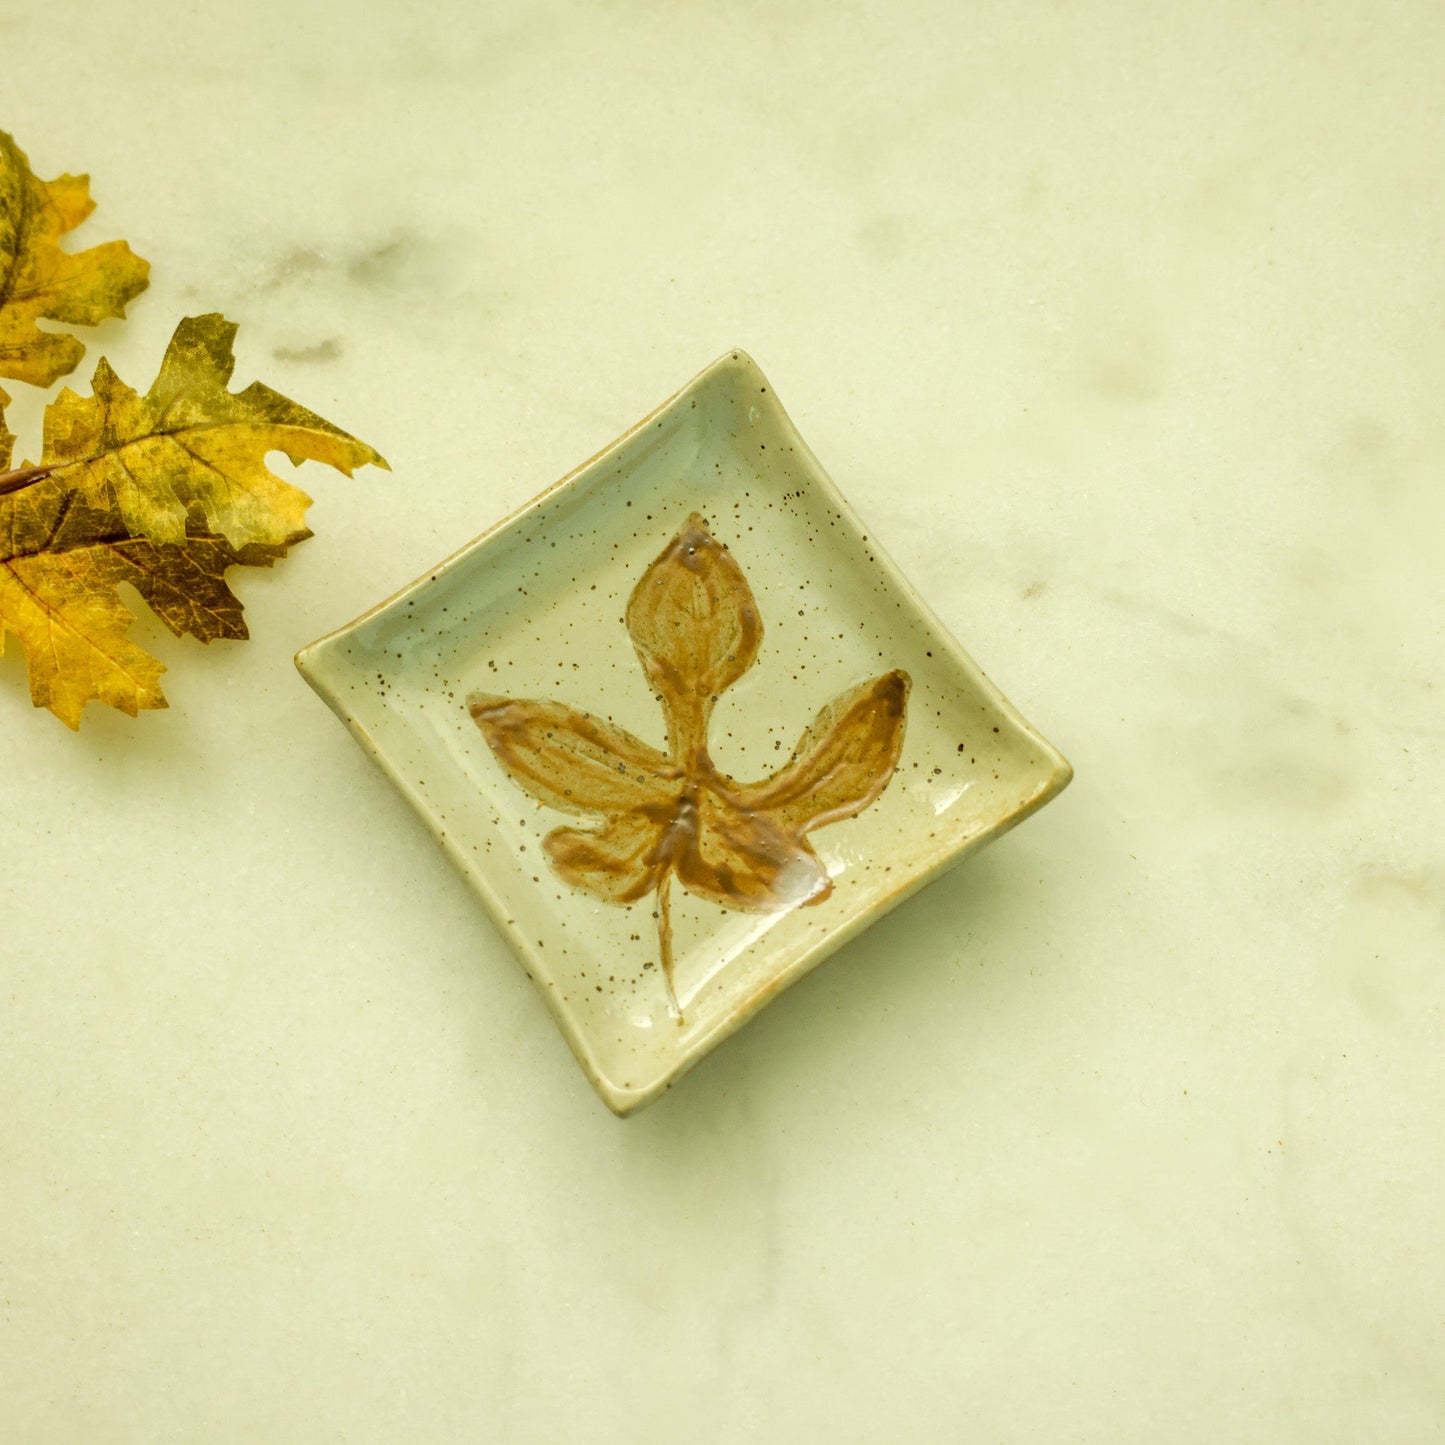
[0,314,385,727]
[469,513,910,1019]
[0,129,149,387]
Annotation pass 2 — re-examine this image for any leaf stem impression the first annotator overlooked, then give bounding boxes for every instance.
[656,870,680,1022]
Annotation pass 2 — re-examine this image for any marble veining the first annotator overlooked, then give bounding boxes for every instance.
[1,1,1441,1441]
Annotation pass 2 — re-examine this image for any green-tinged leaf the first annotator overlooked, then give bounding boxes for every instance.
[0,317,385,727]
[40,313,386,548]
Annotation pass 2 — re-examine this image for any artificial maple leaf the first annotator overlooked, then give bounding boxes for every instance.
[0,129,150,387]
[0,313,385,727]
[469,514,910,1019]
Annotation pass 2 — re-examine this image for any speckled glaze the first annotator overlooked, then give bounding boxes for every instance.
[296,352,1072,1114]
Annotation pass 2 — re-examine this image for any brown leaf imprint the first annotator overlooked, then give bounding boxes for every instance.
[469,513,910,1020]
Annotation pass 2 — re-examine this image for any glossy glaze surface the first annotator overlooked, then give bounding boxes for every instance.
[468,512,913,1019]
[298,353,1070,1111]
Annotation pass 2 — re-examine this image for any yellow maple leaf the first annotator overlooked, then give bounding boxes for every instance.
[469,514,910,1019]
[0,314,386,728]
[0,129,150,387]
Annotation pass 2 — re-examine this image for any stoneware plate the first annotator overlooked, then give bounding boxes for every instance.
[296,351,1072,1115]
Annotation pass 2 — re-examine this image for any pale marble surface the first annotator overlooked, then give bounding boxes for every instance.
[2,2,1442,1440]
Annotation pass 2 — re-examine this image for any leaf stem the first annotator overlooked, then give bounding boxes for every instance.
[0,464,53,498]
[657,870,682,1024]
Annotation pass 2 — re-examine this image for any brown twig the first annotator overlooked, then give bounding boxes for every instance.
[0,464,53,498]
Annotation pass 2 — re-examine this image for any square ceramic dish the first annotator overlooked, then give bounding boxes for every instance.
[296,351,1071,1115]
